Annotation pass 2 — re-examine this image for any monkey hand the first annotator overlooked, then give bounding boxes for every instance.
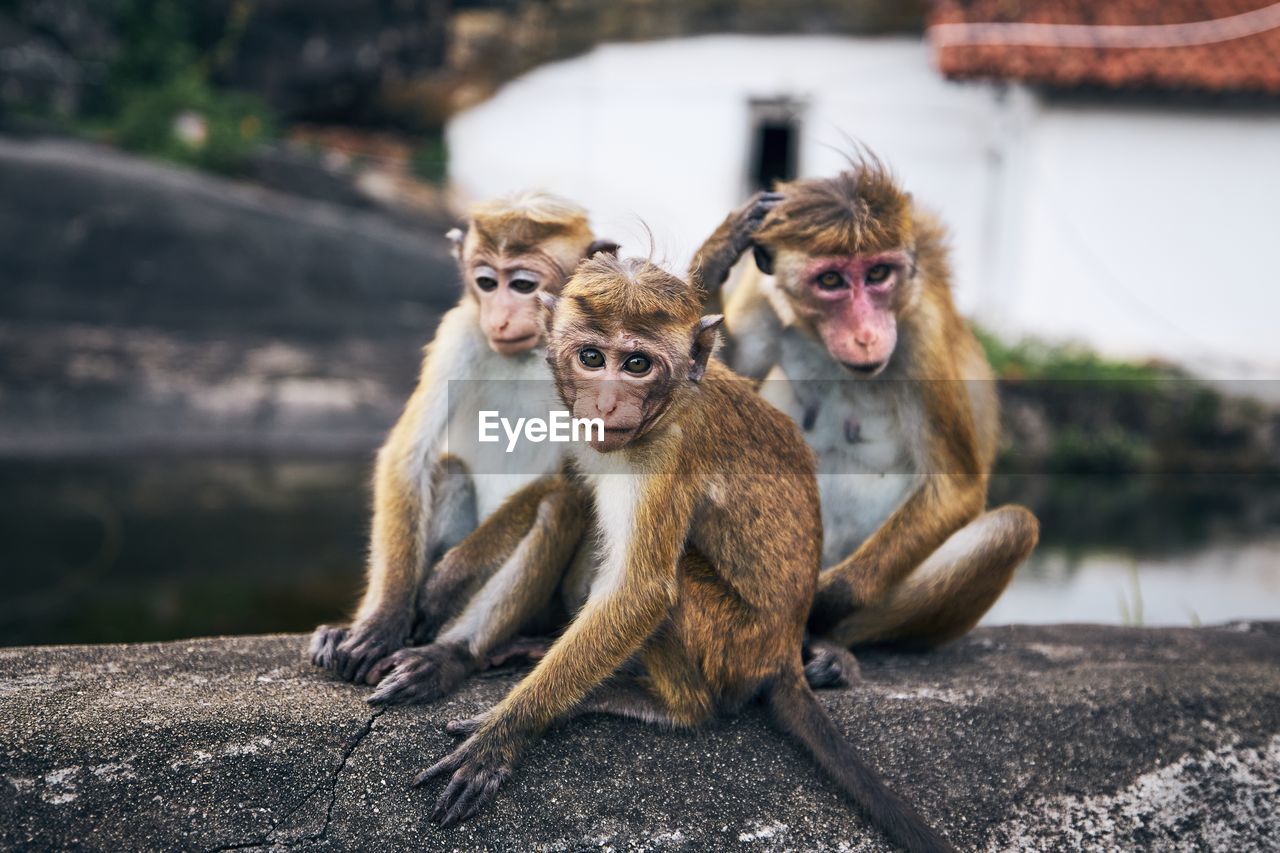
[803,638,861,689]
[365,642,475,705]
[414,721,523,827]
[693,191,784,292]
[308,624,348,670]
[327,617,408,685]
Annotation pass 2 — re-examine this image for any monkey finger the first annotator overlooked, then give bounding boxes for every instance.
[444,716,485,737]
[366,674,406,705]
[434,764,508,827]
[437,778,486,828]
[748,191,785,221]
[429,772,471,822]
[364,654,398,686]
[308,626,346,669]
[350,650,384,687]
[414,746,466,787]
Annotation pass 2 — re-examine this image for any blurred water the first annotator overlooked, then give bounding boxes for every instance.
[0,459,1276,645]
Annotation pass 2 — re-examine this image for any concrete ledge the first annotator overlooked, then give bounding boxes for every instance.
[2,624,1278,851]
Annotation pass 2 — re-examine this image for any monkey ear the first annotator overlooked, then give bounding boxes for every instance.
[751,243,774,275]
[445,227,465,261]
[537,292,559,336]
[585,239,620,258]
[688,314,724,383]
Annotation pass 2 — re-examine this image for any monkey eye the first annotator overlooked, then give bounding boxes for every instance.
[475,276,498,292]
[579,348,605,369]
[816,270,846,290]
[866,264,892,284]
[510,277,538,294]
[622,354,651,375]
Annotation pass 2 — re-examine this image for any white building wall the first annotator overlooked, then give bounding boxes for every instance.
[1013,105,1280,372]
[447,35,1280,374]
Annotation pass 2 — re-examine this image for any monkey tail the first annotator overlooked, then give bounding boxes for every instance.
[765,673,955,853]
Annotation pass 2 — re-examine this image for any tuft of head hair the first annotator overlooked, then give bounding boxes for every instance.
[467,190,593,255]
[755,157,913,257]
[561,255,702,334]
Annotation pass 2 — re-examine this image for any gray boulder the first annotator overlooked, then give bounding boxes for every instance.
[1,623,1277,850]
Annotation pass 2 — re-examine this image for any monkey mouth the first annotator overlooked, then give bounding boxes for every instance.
[489,334,539,352]
[840,360,887,377]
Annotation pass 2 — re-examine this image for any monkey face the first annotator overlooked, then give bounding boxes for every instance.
[542,256,722,452]
[466,251,571,356]
[775,249,910,377]
[560,333,675,452]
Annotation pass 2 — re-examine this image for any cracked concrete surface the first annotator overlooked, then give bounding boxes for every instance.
[1,624,1278,850]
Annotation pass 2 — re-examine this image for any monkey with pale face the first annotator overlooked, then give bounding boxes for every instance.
[309,191,616,698]
[414,255,954,853]
[691,157,1038,650]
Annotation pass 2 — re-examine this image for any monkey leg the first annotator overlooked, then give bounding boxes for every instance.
[368,486,586,702]
[412,474,572,643]
[818,505,1039,649]
[424,455,478,568]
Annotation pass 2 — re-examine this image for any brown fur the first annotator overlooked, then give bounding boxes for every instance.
[416,260,954,852]
[691,160,1038,650]
[309,192,604,689]
[754,165,913,259]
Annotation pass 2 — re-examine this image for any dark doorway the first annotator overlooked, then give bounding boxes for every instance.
[748,98,804,192]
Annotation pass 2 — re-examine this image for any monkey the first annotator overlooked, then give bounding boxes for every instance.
[413,254,955,853]
[688,156,1039,651]
[309,191,617,693]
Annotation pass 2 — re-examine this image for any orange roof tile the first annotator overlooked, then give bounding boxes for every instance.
[927,1,1280,95]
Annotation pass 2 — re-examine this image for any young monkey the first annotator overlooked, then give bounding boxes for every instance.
[690,157,1039,650]
[310,191,615,694]
[415,256,954,853]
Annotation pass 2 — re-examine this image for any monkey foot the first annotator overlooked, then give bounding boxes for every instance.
[366,642,473,705]
[307,625,348,670]
[803,639,861,689]
[324,620,406,685]
[414,734,514,827]
[484,636,553,670]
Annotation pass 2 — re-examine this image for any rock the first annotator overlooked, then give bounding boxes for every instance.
[0,135,457,454]
[1,623,1277,850]
[2,1,924,128]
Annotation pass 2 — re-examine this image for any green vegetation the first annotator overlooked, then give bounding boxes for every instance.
[974,326,1175,384]
[86,0,274,174]
[410,131,450,185]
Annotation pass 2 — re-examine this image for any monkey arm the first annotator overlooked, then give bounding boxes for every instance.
[721,267,782,379]
[482,486,690,737]
[811,382,987,629]
[416,473,577,637]
[416,480,693,823]
[321,304,484,682]
[365,479,590,705]
[688,191,783,295]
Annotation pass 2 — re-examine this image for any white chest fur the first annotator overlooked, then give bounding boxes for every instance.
[763,329,923,567]
[442,345,565,519]
[581,458,650,596]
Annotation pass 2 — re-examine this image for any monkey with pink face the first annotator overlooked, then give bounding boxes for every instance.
[691,155,1039,652]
